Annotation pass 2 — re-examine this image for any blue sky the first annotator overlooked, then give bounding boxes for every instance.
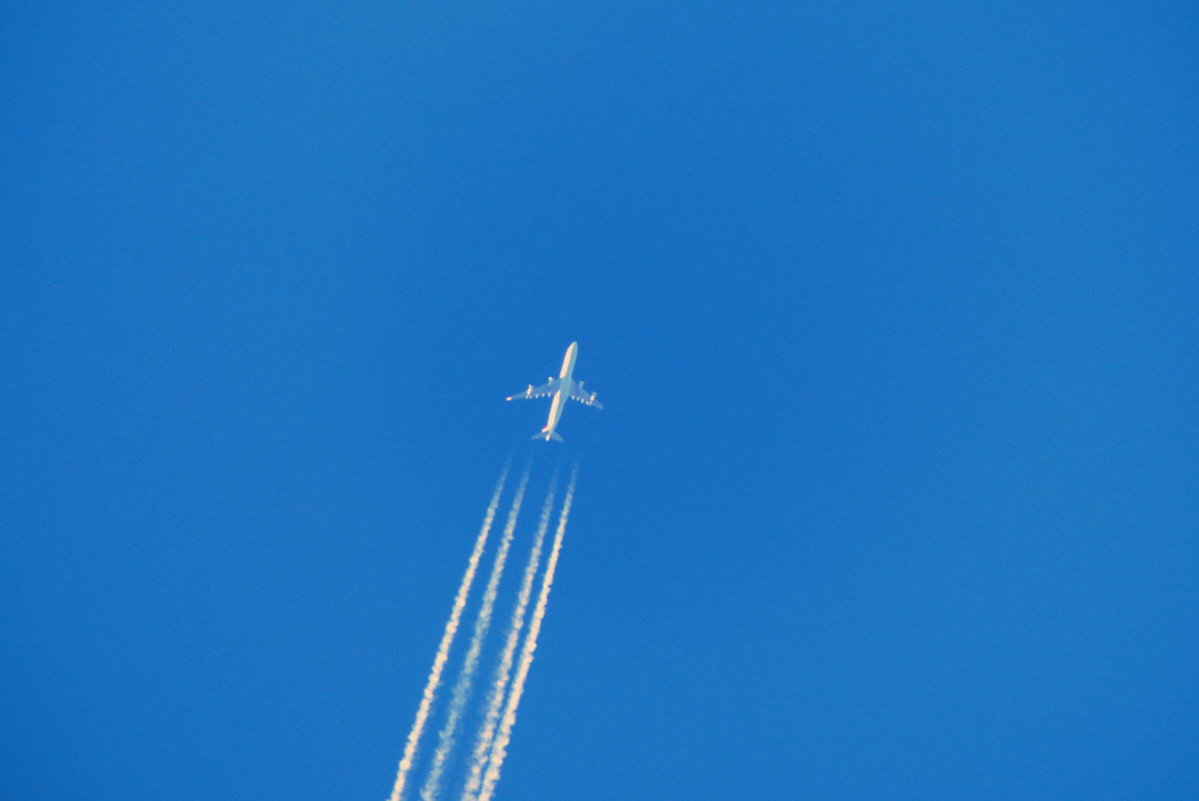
[3,2,1197,799]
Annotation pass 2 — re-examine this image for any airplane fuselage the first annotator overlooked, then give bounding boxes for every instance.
[542,342,578,441]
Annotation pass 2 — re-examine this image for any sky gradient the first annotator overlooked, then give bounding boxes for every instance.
[3,2,1198,799]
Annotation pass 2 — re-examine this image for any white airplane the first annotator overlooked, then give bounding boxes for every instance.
[506,341,603,441]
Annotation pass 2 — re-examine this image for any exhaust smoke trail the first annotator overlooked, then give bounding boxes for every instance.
[475,463,578,801]
[388,462,510,801]
[419,461,532,801]
[461,470,559,801]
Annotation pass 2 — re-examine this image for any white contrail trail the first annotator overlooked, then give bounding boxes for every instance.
[419,461,532,801]
[461,470,559,801]
[388,462,510,801]
[476,463,578,801]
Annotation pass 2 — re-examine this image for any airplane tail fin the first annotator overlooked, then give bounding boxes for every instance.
[532,429,564,442]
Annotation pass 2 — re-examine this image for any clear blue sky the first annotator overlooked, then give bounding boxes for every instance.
[3,2,1197,799]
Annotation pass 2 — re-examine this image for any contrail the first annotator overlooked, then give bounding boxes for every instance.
[475,463,578,801]
[387,462,510,801]
[419,460,532,801]
[461,470,559,801]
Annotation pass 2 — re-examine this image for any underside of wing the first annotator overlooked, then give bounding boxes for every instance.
[506,379,559,401]
[569,384,603,409]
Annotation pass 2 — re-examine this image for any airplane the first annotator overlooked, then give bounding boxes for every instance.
[506,341,603,441]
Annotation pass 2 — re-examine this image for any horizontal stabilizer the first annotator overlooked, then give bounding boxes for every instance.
[532,429,564,442]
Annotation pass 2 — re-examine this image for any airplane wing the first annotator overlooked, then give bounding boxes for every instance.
[506,379,560,401]
[569,385,603,409]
